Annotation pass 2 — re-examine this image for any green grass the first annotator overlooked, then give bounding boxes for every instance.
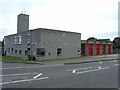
[0,56,26,62]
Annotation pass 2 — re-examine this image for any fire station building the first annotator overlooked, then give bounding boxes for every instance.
[81,37,113,56]
[3,13,81,60]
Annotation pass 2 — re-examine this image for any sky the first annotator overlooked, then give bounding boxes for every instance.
[0,0,119,41]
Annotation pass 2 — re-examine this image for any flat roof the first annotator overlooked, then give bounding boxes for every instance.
[4,27,81,38]
[30,28,81,34]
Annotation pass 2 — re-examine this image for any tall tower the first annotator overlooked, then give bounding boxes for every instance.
[17,13,29,33]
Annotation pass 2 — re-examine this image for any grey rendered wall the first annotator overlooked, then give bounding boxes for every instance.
[17,31,31,57]
[4,31,31,58]
[31,29,81,60]
[4,35,14,56]
[4,29,81,60]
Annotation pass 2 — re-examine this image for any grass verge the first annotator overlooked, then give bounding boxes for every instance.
[0,56,26,62]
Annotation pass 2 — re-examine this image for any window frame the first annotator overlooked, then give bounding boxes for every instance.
[14,36,17,45]
[18,36,22,45]
[36,48,45,57]
[27,34,31,45]
[57,48,62,56]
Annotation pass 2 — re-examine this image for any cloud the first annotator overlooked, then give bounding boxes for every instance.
[93,31,118,41]
[0,0,119,41]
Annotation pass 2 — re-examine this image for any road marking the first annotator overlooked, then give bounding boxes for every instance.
[67,67,93,71]
[0,72,38,77]
[114,64,119,66]
[33,73,43,79]
[75,67,109,74]
[114,60,117,62]
[1,64,64,70]
[29,64,64,68]
[1,67,23,70]
[0,77,48,85]
[72,70,76,73]
[98,66,102,69]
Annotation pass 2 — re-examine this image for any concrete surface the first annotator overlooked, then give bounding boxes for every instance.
[1,57,119,88]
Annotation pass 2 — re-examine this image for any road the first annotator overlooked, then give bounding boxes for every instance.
[1,59,119,88]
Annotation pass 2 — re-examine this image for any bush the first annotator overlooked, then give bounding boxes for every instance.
[28,55,36,61]
[32,56,36,60]
[28,55,32,60]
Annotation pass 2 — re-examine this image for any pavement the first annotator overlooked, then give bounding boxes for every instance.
[0,54,119,89]
[25,54,119,65]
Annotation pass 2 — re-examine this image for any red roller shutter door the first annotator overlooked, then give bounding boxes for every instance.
[88,44,93,56]
[96,44,100,55]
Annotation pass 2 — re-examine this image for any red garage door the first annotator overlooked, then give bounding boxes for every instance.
[88,44,93,56]
[108,44,111,54]
[96,44,100,55]
[102,44,106,55]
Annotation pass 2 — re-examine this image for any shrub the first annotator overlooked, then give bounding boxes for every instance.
[28,55,36,61]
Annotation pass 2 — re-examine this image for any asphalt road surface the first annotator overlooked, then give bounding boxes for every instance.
[1,59,119,88]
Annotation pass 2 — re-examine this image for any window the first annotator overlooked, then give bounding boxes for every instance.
[78,48,81,55]
[14,36,17,45]
[15,50,17,54]
[11,48,13,54]
[57,48,62,56]
[25,49,27,55]
[27,48,30,55]
[19,49,21,55]
[18,36,22,45]
[8,48,10,53]
[27,34,30,45]
[36,48,45,56]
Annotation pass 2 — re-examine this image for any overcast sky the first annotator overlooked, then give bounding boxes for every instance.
[0,0,119,41]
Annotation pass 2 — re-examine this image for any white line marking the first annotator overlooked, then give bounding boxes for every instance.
[0,72,38,77]
[114,64,119,66]
[1,64,64,70]
[33,73,43,79]
[67,67,93,71]
[98,67,101,69]
[114,60,117,62]
[76,67,109,74]
[0,77,48,85]
[1,67,23,70]
[72,70,76,73]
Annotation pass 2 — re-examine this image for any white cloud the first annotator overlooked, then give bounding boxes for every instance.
[0,0,119,41]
